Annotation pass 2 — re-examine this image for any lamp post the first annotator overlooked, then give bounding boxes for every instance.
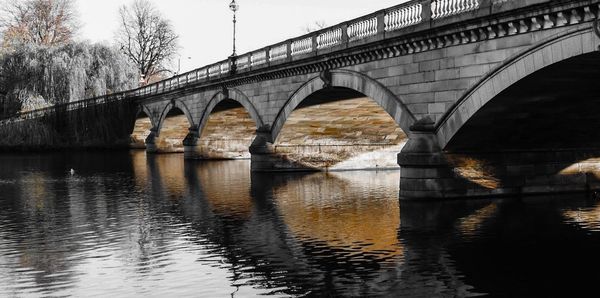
[229,0,239,57]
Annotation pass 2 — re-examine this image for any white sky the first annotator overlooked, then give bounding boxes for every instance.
[76,0,406,73]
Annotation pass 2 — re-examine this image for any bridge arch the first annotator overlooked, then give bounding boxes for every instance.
[135,105,157,129]
[437,27,600,150]
[197,88,264,135]
[270,69,417,141]
[156,100,195,134]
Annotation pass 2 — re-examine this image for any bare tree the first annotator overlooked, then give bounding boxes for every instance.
[116,0,179,84]
[0,0,78,47]
[302,20,328,34]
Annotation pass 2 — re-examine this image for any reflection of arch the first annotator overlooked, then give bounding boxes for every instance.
[270,69,416,141]
[156,100,195,134]
[437,27,598,149]
[197,88,264,135]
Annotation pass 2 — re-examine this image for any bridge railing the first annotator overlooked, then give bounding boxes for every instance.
[6,0,561,121]
[130,0,433,96]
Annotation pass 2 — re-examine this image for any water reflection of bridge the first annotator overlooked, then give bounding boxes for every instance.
[134,153,507,296]
[4,152,600,295]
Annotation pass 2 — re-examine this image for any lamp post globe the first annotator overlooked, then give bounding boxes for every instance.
[229,0,238,12]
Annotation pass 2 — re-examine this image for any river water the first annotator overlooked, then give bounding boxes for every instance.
[1,151,600,297]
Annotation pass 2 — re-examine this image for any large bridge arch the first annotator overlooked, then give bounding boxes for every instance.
[197,88,264,135]
[437,27,600,150]
[135,105,158,129]
[270,69,417,142]
[156,100,196,135]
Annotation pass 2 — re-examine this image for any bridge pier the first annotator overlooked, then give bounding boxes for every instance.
[249,129,317,172]
[398,119,600,200]
[250,130,279,171]
[398,118,465,200]
[183,126,200,159]
[145,128,159,154]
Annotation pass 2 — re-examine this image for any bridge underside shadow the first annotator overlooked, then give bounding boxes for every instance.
[400,52,600,200]
[447,52,600,152]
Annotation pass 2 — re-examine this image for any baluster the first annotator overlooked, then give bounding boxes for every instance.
[401,7,407,27]
[358,22,363,38]
[372,16,376,33]
[384,13,389,31]
[439,0,445,18]
[371,18,376,35]
[373,17,377,34]
[398,9,403,28]
[441,0,447,17]
[401,8,407,26]
[414,5,420,24]
[451,0,458,15]
[362,20,367,37]
[453,0,459,15]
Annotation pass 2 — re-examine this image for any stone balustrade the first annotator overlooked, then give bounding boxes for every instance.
[236,55,250,70]
[385,3,423,31]
[269,44,288,61]
[348,16,379,41]
[317,28,342,49]
[251,50,267,66]
[291,37,313,55]
[208,64,220,77]
[220,61,230,74]
[431,0,479,19]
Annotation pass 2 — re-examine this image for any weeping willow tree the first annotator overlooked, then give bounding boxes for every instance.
[0,42,138,117]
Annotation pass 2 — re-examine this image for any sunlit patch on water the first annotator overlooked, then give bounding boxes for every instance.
[447,155,500,189]
[562,203,600,232]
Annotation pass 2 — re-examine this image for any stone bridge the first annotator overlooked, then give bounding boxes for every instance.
[11,0,600,199]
